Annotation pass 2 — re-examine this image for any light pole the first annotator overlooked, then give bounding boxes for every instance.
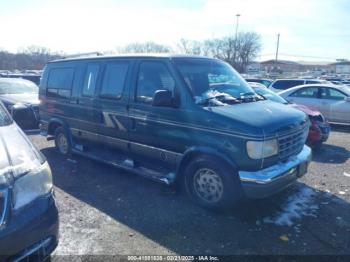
[235,14,241,40]
[234,14,241,67]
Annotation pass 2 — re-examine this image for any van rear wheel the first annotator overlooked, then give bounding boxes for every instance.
[54,127,71,156]
[184,156,242,211]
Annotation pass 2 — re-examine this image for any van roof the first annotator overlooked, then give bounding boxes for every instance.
[49,54,214,63]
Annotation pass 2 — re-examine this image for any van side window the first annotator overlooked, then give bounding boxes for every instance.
[83,64,99,97]
[47,68,74,99]
[100,62,129,99]
[136,61,175,103]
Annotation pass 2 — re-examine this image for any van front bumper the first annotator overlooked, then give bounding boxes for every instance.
[239,145,312,199]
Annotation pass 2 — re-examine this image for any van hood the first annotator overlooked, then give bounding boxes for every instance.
[0,93,39,106]
[208,100,308,138]
[0,123,43,186]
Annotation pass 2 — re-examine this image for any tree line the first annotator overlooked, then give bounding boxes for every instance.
[0,32,261,73]
[0,46,62,71]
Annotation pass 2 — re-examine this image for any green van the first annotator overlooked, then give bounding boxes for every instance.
[39,54,312,210]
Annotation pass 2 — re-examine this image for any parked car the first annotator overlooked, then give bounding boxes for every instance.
[0,101,58,260]
[279,84,350,124]
[269,79,330,93]
[247,82,267,89]
[250,85,330,148]
[0,78,40,129]
[39,54,311,210]
[245,78,273,87]
[0,73,41,86]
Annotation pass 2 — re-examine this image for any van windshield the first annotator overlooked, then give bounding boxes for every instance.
[173,58,258,105]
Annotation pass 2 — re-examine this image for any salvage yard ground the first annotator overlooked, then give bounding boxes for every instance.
[27,125,350,256]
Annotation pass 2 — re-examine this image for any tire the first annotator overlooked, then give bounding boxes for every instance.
[183,155,242,211]
[54,127,71,156]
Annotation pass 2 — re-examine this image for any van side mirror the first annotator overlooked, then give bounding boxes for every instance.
[345,96,350,102]
[152,90,173,107]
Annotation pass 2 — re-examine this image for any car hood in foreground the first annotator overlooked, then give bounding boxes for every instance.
[0,123,44,186]
[0,93,39,106]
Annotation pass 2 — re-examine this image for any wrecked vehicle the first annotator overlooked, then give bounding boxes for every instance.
[39,54,312,210]
[0,102,58,260]
[0,78,40,130]
[250,84,330,148]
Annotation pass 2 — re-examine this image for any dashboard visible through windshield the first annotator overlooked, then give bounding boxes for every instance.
[173,58,257,105]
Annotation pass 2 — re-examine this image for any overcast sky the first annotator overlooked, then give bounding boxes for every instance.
[0,0,349,61]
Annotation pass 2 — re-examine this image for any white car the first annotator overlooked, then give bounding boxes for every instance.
[279,84,350,124]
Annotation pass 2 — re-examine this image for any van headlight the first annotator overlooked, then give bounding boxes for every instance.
[246,139,278,159]
[12,161,53,210]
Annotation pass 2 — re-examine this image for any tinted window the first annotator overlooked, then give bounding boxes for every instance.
[100,62,129,98]
[291,87,319,98]
[47,67,74,99]
[136,61,175,103]
[48,68,74,89]
[320,88,347,100]
[83,64,99,97]
[273,80,304,90]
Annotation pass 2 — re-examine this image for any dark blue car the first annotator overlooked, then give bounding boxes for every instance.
[0,102,58,261]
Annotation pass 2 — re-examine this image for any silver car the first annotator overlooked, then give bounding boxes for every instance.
[279,84,350,124]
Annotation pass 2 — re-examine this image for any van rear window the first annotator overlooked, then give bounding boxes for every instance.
[47,67,74,99]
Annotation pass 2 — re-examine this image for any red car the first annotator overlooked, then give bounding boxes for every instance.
[289,103,330,147]
[251,85,330,148]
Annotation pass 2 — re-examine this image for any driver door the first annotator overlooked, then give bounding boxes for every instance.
[128,60,184,169]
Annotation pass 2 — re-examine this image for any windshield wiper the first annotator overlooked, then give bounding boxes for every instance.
[238,92,264,103]
[196,94,241,106]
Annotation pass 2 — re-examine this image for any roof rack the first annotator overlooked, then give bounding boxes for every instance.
[63,52,103,59]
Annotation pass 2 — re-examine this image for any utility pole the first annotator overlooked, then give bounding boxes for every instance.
[275,33,280,62]
[234,14,241,67]
[275,33,280,72]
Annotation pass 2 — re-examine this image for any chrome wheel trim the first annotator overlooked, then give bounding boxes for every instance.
[193,168,224,204]
[57,133,68,154]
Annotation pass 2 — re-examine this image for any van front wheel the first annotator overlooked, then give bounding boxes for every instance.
[54,127,71,156]
[184,156,242,211]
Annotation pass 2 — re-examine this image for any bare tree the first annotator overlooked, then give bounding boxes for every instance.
[235,32,261,72]
[177,39,203,55]
[176,32,261,73]
[117,41,172,53]
[0,45,62,71]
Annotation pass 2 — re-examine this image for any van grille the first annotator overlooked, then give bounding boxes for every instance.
[278,127,307,161]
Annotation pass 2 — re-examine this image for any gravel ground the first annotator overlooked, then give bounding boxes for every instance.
[27,124,350,257]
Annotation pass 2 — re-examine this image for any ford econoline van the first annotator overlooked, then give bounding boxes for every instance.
[39,54,312,210]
